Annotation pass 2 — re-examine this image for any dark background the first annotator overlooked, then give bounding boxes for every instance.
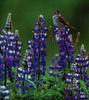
[0,0,89,67]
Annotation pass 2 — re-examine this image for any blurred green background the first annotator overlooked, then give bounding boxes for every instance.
[0,0,89,67]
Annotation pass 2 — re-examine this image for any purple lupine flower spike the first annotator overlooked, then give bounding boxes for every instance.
[65,44,89,99]
[0,13,22,85]
[49,12,74,82]
[16,40,36,94]
[3,13,14,84]
[53,13,74,71]
[19,15,48,88]
[32,14,47,79]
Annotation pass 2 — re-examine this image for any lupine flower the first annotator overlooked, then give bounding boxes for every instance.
[65,44,89,99]
[0,13,22,84]
[32,15,47,78]
[22,46,35,81]
[18,42,36,92]
[65,72,81,100]
[49,17,74,81]
[53,16,74,70]
[74,44,89,81]
[19,15,47,88]
[2,15,22,68]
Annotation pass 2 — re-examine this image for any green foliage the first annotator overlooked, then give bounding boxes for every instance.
[9,75,65,100]
[33,77,65,100]
[80,80,89,95]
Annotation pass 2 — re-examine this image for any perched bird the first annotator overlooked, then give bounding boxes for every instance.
[52,10,76,30]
